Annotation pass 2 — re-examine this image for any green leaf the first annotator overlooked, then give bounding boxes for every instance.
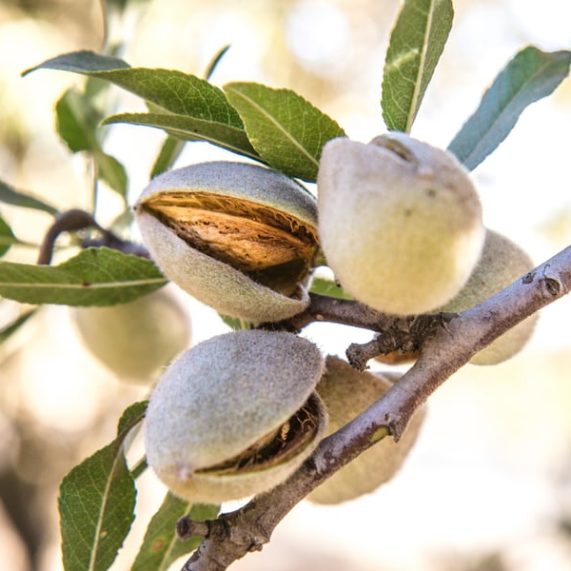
[59,401,147,571]
[56,89,128,199]
[150,136,185,179]
[219,315,252,330]
[0,247,166,306]
[0,309,37,344]
[26,51,243,126]
[0,179,59,216]
[96,151,128,197]
[204,44,231,80]
[103,112,260,161]
[310,277,353,300]
[132,495,218,571]
[24,50,130,75]
[448,46,571,170]
[381,0,454,132]
[224,82,345,181]
[56,88,103,153]
[0,217,15,258]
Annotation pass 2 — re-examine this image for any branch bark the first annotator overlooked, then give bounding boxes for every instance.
[180,245,571,571]
[37,208,149,265]
[260,293,455,365]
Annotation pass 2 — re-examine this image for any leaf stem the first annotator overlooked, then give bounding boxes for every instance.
[130,457,148,480]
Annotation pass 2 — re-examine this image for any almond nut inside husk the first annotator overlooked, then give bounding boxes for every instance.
[144,330,327,502]
[198,393,322,476]
[141,191,318,295]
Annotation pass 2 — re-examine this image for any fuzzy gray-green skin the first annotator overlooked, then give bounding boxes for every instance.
[136,161,317,322]
[437,229,537,365]
[139,161,317,229]
[309,357,425,505]
[73,288,190,383]
[145,330,327,503]
[318,134,484,315]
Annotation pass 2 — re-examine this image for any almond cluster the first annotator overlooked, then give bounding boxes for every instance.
[134,134,536,503]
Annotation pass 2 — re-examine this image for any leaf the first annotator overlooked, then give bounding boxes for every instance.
[103,112,260,161]
[219,314,252,330]
[224,82,345,181]
[96,151,128,197]
[59,401,147,571]
[381,0,454,132]
[56,89,128,199]
[23,50,130,75]
[25,51,243,127]
[56,88,103,153]
[448,46,571,170]
[0,179,59,216]
[0,247,166,306]
[310,277,353,300]
[150,136,185,179]
[132,495,218,571]
[204,44,231,80]
[0,217,15,258]
[0,309,37,344]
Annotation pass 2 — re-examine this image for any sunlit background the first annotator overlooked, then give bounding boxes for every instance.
[0,0,571,570]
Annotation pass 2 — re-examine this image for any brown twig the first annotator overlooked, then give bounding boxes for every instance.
[181,245,571,571]
[37,208,149,265]
[261,293,455,365]
[261,292,400,331]
[37,209,96,265]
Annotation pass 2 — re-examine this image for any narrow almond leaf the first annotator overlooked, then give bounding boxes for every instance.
[23,50,130,75]
[59,401,147,571]
[132,495,218,571]
[56,89,128,198]
[0,179,59,216]
[448,46,571,170]
[149,44,232,180]
[382,0,454,132]
[0,247,166,306]
[150,136,185,179]
[0,217,15,258]
[103,112,260,161]
[96,151,128,197]
[0,309,37,344]
[204,44,231,80]
[310,277,353,300]
[224,82,345,181]
[25,51,243,128]
[56,88,103,153]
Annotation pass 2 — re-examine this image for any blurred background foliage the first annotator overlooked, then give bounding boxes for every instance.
[0,0,570,570]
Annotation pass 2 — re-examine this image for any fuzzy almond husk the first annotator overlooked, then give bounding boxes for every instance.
[437,229,537,365]
[136,161,319,323]
[309,357,425,504]
[145,330,327,503]
[317,133,485,315]
[73,288,190,383]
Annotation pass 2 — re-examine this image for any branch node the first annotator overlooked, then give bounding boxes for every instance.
[384,413,404,442]
[345,341,372,370]
[543,276,562,297]
[177,517,211,540]
[247,539,264,552]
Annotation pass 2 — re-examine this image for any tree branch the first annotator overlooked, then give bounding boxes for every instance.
[260,293,455,364]
[37,208,149,265]
[181,244,571,571]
